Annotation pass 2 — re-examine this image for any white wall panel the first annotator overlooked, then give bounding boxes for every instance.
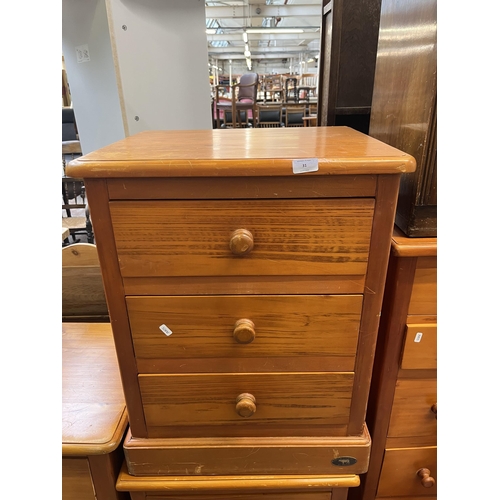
[106,0,212,133]
[62,0,125,154]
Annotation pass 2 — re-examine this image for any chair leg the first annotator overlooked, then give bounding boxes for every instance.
[85,206,94,244]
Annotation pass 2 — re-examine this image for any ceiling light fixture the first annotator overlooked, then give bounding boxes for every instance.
[242,31,248,43]
[246,28,305,34]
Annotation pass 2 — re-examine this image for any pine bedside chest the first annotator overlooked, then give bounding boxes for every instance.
[67,127,415,499]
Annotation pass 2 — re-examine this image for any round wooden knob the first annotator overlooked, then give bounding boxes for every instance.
[229,229,254,256]
[233,319,256,344]
[431,403,437,418]
[417,468,435,488]
[235,393,256,418]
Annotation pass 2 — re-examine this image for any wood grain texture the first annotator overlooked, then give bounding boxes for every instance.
[139,372,353,436]
[65,128,416,178]
[123,426,371,476]
[62,323,128,455]
[88,453,131,500]
[127,295,361,368]
[387,379,437,443]
[369,0,437,237]
[117,462,359,493]
[408,257,437,315]
[122,274,366,296]
[391,226,437,257]
[107,175,377,200]
[62,458,95,500]
[376,447,437,497]
[351,253,418,500]
[83,178,148,437]
[348,175,400,435]
[62,243,109,320]
[110,199,374,278]
[400,323,437,370]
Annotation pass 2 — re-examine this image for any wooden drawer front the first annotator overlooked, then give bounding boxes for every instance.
[377,447,437,497]
[110,199,374,278]
[387,379,437,441]
[62,458,95,500]
[127,295,362,372]
[408,257,437,315]
[401,323,437,370]
[139,372,353,437]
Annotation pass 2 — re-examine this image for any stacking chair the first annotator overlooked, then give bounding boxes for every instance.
[298,73,318,102]
[285,104,306,127]
[62,142,94,244]
[62,109,94,243]
[215,72,259,128]
[285,77,299,102]
[256,104,284,128]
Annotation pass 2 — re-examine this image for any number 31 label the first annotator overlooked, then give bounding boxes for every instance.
[292,158,319,174]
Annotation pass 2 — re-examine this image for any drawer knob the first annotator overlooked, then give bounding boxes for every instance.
[417,468,436,488]
[233,319,256,344]
[235,393,256,418]
[229,229,254,256]
[431,403,437,418]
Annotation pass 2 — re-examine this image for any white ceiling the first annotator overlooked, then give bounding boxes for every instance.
[205,0,322,62]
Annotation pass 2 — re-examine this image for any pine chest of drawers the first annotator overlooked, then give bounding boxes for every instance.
[349,227,437,500]
[67,127,415,483]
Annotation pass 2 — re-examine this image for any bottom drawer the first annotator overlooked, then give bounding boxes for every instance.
[377,446,437,498]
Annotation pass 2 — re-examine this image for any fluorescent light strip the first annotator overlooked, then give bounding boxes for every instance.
[246,28,304,34]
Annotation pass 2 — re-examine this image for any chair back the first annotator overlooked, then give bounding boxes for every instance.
[62,108,78,141]
[285,104,306,127]
[257,104,283,128]
[238,72,259,102]
[62,243,109,322]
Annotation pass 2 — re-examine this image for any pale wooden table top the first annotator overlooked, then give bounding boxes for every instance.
[66,126,416,178]
[62,322,127,456]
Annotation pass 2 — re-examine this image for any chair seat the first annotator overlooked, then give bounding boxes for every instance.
[216,101,255,110]
[62,216,87,230]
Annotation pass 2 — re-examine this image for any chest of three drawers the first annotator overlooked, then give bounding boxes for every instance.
[350,227,437,500]
[68,127,416,498]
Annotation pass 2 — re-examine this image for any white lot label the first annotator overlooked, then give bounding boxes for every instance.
[414,332,423,343]
[159,324,173,336]
[292,158,319,174]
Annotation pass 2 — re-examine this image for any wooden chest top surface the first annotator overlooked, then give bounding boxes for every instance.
[66,127,416,178]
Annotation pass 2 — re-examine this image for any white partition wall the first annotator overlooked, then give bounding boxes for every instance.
[62,0,125,154]
[62,0,212,154]
[106,0,212,134]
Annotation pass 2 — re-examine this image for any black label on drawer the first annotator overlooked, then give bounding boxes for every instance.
[332,456,357,466]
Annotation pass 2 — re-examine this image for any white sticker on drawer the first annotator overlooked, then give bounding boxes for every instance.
[159,324,173,336]
[292,158,319,174]
[414,332,423,342]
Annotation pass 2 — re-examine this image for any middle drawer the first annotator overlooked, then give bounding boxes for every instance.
[127,295,362,373]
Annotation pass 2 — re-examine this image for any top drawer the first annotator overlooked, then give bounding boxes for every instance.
[109,199,374,278]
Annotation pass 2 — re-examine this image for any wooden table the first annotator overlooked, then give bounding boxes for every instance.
[62,322,129,500]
